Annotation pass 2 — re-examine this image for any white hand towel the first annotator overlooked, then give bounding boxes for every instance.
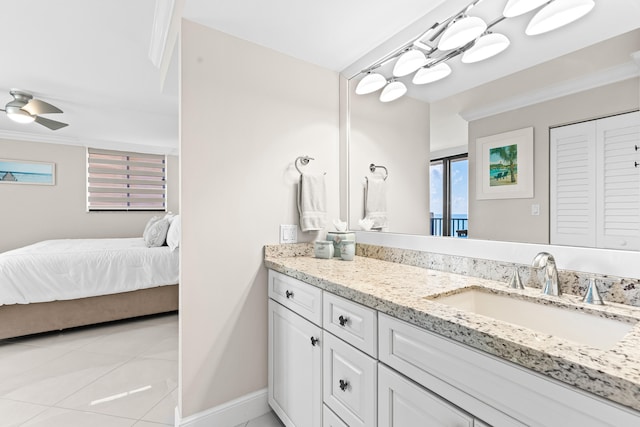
[298,173,327,232]
[364,175,387,230]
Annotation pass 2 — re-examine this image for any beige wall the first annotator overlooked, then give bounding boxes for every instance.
[468,78,639,243]
[180,20,339,417]
[0,139,178,253]
[349,91,430,234]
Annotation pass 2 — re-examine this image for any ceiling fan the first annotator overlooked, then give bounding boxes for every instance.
[1,89,68,130]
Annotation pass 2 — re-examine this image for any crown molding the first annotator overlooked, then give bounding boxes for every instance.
[0,129,178,156]
[460,58,640,122]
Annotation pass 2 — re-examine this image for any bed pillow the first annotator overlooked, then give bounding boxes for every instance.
[166,215,181,251]
[144,218,170,247]
[143,215,163,238]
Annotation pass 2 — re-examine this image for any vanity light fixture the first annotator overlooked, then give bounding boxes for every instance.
[503,0,550,17]
[412,63,452,85]
[393,49,428,77]
[379,80,407,103]
[438,15,487,51]
[352,0,596,103]
[461,32,511,63]
[355,71,387,95]
[526,0,596,36]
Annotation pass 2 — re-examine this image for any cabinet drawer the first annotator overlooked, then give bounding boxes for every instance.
[323,331,377,427]
[378,363,473,427]
[323,292,377,358]
[379,313,640,427]
[323,404,348,427]
[269,270,322,325]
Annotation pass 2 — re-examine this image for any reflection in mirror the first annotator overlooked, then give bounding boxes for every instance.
[346,0,640,248]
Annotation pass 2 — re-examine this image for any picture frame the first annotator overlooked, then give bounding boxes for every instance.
[475,127,533,200]
[0,159,56,185]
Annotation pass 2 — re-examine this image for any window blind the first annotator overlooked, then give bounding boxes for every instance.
[87,148,167,211]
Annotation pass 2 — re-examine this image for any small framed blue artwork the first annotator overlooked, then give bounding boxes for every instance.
[0,159,56,185]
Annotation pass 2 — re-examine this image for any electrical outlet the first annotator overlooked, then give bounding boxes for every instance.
[280,225,298,244]
[531,204,540,216]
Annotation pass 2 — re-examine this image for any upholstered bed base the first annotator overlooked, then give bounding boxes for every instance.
[0,284,179,340]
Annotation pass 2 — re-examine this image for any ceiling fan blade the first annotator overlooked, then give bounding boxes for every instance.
[22,99,63,115]
[35,115,68,130]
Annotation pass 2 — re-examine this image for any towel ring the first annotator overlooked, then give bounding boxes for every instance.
[369,163,389,181]
[295,156,315,175]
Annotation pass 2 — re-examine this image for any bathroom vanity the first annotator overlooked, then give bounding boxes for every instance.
[265,245,640,427]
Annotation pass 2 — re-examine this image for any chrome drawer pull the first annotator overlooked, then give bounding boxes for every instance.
[338,315,349,326]
[285,290,294,299]
[310,336,319,346]
[339,379,349,391]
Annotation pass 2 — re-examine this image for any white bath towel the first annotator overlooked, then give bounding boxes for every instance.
[298,173,327,232]
[364,175,388,230]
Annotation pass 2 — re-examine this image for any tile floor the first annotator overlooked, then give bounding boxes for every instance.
[0,313,283,427]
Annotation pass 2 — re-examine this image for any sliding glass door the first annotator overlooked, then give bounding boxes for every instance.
[430,155,468,237]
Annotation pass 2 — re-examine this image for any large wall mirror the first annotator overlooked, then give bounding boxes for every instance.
[344,0,640,250]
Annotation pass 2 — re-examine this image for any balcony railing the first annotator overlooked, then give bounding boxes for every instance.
[430,217,468,237]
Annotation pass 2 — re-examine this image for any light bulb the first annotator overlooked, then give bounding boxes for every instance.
[393,49,427,77]
[355,72,387,95]
[438,16,487,51]
[526,0,595,36]
[412,63,452,85]
[462,33,510,63]
[379,81,407,102]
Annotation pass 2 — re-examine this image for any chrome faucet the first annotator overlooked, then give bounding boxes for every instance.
[532,252,560,296]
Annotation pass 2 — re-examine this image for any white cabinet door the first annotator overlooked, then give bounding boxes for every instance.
[323,405,348,427]
[323,331,377,427]
[378,363,473,427]
[550,121,597,247]
[269,299,322,427]
[551,111,640,249]
[596,111,640,250]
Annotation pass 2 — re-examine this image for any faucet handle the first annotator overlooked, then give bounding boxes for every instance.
[507,267,525,290]
[583,277,604,305]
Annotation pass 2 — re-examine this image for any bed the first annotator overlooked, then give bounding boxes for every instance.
[0,237,179,339]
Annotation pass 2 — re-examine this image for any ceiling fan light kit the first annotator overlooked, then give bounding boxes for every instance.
[355,0,596,102]
[2,89,68,130]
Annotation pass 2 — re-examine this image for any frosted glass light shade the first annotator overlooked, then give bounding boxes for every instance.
[503,0,549,17]
[462,33,510,63]
[393,49,427,77]
[6,109,35,124]
[355,72,387,95]
[438,16,487,51]
[412,63,452,85]
[379,81,407,102]
[526,0,595,36]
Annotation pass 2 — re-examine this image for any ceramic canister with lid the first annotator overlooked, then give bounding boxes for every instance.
[326,231,356,257]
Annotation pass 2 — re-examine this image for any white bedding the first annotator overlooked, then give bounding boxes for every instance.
[0,238,179,306]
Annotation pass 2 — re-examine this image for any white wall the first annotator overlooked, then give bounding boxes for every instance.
[180,20,339,417]
[468,78,639,244]
[0,138,179,253]
[349,91,430,234]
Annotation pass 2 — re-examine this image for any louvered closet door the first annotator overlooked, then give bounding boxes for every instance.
[550,121,597,247]
[596,111,640,250]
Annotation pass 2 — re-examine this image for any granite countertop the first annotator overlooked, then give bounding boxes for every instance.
[264,252,640,412]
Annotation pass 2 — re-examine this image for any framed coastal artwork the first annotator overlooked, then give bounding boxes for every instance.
[0,159,56,185]
[475,127,533,200]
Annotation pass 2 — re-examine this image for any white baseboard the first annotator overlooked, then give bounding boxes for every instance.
[175,388,270,427]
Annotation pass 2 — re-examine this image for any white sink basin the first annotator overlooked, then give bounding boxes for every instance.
[429,288,636,350]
